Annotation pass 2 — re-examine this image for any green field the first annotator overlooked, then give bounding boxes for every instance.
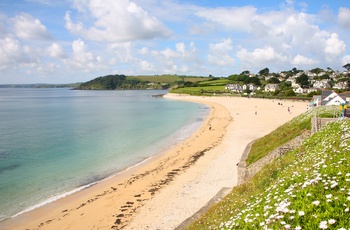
[126,75,209,83]
[171,85,230,95]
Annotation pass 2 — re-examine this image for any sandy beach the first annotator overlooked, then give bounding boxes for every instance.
[1,94,309,230]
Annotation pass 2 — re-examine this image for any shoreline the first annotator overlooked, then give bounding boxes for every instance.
[0,94,226,230]
[0,94,309,230]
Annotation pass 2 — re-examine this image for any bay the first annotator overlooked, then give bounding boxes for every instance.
[0,88,209,221]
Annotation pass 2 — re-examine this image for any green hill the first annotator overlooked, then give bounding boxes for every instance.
[75,74,209,90]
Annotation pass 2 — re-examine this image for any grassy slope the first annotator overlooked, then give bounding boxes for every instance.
[126,75,208,83]
[246,111,311,166]
[246,106,340,165]
[188,108,350,229]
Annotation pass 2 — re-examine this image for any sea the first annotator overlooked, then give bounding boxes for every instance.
[0,88,209,222]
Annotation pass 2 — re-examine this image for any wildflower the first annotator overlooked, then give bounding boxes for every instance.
[284,224,291,229]
[312,200,320,206]
[326,194,332,199]
[331,182,338,188]
[298,211,305,216]
[295,226,302,230]
[328,219,336,225]
[276,200,291,213]
[319,220,328,229]
[345,208,349,212]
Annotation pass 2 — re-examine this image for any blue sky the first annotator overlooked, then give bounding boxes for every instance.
[1,0,350,84]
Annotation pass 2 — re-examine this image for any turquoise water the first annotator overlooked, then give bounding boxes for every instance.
[0,88,209,221]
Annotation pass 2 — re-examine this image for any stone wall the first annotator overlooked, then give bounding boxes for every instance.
[311,117,338,133]
[236,117,340,186]
[237,131,311,185]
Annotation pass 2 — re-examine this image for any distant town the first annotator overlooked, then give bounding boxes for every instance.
[1,64,350,99]
[224,64,350,97]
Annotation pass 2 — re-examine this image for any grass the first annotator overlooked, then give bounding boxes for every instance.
[170,85,229,95]
[246,111,311,166]
[199,79,232,86]
[246,106,339,166]
[126,75,208,83]
[188,109,350,229]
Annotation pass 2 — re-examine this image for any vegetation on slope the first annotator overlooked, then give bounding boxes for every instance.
[75,74,210,90]
[188,111,350,229]
[246,106,340,166]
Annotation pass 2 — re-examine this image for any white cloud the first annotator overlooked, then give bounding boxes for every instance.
[47,43,67,59]
[324,33,346,57]
[207,39,235,66]
[195,6,256,32]
[139,60,155,72]
[292,54,318,65]
[324,33,346,62]
[160,42,196,60]
[109,42,136,63]
[338,7,350,29]
[0,37,34,70]
[35,63,61,75]
[64,39,104,72]
[65,0,171,42]
[12,13,52,40]
[237,46,288,70]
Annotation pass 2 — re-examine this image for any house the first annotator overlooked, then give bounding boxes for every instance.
[243,84,258,92]
[293,87,304,94]
[321,90,346,106]
[339,92,350,104]
[312,90,347,106]
[264,84,279,92]
[225,84,243,93]
[306,88,318,94]
[333,81,348,90]
[313,80,331,89]
[286,77,300,88]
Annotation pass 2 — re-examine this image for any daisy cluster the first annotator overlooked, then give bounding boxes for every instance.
[215,118,350,229]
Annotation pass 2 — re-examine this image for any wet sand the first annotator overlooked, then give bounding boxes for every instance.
[0,94,309,230]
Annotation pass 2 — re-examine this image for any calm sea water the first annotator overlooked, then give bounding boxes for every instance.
[0,88,209,221]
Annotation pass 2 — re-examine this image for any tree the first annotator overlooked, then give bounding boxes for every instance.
[343,63,350,71]
[259,67,269,76]
[279,81,292,91]
[310,68,324,74]
[296,74,310,87]
[291,67,302,74]
[240,70,250,75]
[284,89,296,96]
[268,77,280,84]
[249,77,261,86]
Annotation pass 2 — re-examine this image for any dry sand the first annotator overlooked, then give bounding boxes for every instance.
[0,95,309,230]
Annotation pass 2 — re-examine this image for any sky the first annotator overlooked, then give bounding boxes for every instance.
[0,0,350,84]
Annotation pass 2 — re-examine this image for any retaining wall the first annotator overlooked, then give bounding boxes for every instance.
[237,131,311,185]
